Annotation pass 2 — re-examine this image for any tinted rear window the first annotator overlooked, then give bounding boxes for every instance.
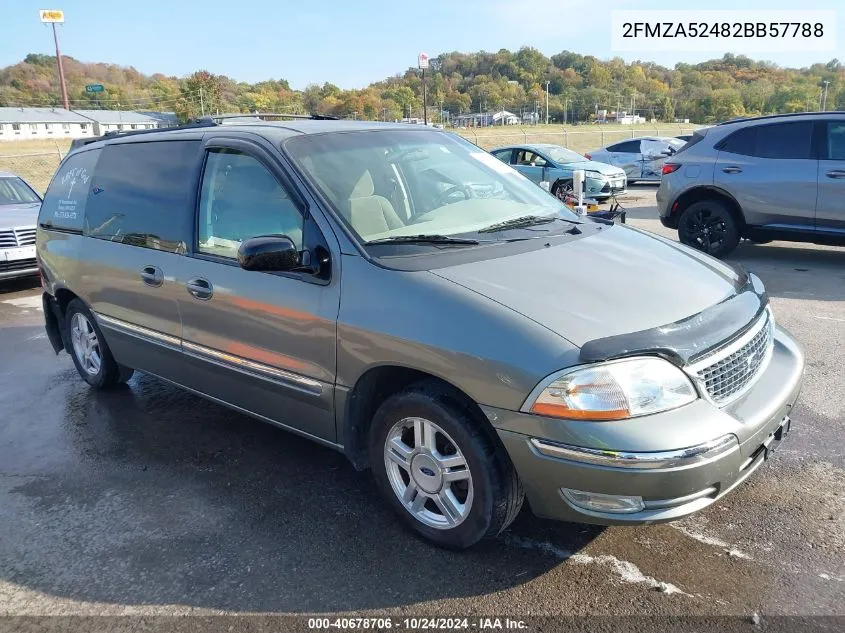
[718,122,814,159]
[84,140,199,253]
[39,148,101,232]
[608,140,641,153]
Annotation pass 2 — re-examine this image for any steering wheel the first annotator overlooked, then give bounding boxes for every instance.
[434,184,473,208]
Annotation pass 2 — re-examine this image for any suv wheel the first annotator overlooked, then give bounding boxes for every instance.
[677,199,740,258]
[66,299,134,388]
[370,383,523,549]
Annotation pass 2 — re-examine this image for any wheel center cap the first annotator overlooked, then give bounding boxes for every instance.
[411,453,442,494]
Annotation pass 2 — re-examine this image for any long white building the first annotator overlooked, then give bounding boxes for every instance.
[0,107,94,141]
[0,107,177,142]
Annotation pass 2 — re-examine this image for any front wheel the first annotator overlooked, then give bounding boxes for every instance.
[677,200,740,259]
[66,299,134,389]
[551,179,573,201]
[370,383,523,549]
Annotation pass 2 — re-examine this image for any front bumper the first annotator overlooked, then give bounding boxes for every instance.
[488,326,805,525]
[0,257,38,280]
[588,175,627,199]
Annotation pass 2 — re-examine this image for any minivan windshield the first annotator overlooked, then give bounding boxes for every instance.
[0,177,41,206]
[284,129,581,246]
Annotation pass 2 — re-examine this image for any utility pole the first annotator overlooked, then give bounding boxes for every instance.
[199,87,205,116]
[822,80,831,111]
[39,12,69,110]
[545,80,550,125]
[51,23,69,110]
[422,67,428,125]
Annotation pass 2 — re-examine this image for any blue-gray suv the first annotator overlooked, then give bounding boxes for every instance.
[657,112,845,258]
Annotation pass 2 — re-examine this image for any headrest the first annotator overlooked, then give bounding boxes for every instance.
[350,170,374,198]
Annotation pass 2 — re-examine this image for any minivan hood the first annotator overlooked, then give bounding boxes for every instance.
[432,224,744,348]
[0,203,40,229]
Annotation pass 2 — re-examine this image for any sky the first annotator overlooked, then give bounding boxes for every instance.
[0,0,842,90]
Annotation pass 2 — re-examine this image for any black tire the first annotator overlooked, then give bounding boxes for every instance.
[677,199,740,259]
[65,299,134,389]
[551,178,573,201]
[369,382,523,550]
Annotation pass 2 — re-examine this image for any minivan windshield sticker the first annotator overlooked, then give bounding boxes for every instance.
[54,167,90,221]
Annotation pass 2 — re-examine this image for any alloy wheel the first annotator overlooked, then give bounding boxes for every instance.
[383,417,474,530]
[70,312,102,376]
[681,208,730,254]
[555,181,574,200]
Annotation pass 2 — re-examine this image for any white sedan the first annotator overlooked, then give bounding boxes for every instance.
[585,136,687,184]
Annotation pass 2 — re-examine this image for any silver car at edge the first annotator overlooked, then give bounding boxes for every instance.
[37,118,804,550]
[0,171,41,281]
[657,112,845,259]
[587,136,686,183]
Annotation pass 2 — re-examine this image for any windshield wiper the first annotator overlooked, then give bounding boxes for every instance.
[477,215,558,233]
[365,234,481,246]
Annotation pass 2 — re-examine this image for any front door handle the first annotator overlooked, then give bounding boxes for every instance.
[825,169,845,179]
[722,166,743,174]
[186,277,213,300]
[140,265,163,287]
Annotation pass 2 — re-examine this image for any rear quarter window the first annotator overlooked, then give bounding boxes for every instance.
[38,148,102,232]
[84,140,200,253]
[673,131,707,156]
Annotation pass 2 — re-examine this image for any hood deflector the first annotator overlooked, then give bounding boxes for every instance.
[579,270,768,367]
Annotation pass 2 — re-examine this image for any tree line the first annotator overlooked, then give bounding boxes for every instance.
[1,49,843,125]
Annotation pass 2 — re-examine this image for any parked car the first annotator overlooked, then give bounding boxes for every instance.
[0,171,41,281]
[586,136,687,183]
[37,119,804,549]
[490,144,627,200]
[657,112,845,258]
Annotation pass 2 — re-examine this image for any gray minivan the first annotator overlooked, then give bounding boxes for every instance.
[36,118,805,549]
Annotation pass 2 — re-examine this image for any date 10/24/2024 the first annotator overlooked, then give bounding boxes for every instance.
[308,617,528,630]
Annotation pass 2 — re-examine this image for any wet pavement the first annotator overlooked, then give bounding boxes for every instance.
[1,190,843,617]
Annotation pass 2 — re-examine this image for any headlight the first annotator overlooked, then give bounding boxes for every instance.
[526,357,697,420]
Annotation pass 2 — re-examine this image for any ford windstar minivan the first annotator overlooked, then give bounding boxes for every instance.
[36,117,804,549]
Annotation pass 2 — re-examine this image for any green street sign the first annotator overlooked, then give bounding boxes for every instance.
[85,84,105,93]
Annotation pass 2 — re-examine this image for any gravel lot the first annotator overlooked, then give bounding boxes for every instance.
[0,187,843,622]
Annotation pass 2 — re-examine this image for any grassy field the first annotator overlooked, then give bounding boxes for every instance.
[0,123,699,194]
[0,139,72,194]
[453,122,698,153]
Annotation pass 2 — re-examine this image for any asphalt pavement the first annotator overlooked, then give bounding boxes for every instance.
[0,187,843,619]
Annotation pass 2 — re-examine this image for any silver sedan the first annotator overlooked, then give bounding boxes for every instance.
[586,136,686,183]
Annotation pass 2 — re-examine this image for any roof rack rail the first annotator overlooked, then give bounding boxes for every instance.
[716,111,842,126]
[66,118,218,153]
[193,112,339,124]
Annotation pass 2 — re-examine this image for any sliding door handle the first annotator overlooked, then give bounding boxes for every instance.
[140,265,163,287]
[186,277,213,300]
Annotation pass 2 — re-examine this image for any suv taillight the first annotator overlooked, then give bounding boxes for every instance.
[584,153,592,160]
[662,163,681,175]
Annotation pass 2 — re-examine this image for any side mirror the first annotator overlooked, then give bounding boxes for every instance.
[237,235,299,272]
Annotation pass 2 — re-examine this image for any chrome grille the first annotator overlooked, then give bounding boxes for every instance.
[691,309,774,405]
[14,228,36,246]
[0,228,36,248]
[0,229,17,248]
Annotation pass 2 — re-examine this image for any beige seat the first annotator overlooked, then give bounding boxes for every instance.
[348,170,404,237]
